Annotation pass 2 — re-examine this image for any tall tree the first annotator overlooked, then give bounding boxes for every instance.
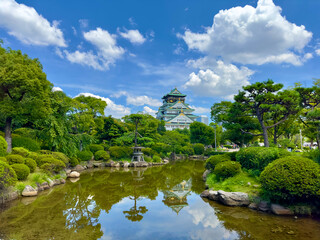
[0,44,52,152]
[190,121,214,145]
[234,80,300,147]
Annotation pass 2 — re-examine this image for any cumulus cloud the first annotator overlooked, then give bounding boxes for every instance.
[64,28,125,70]
[112,91,162,107]
[180,0,312,66]
[316,49,320,56]
[184,60,254,99]
[190,106,210,114]
[76,93,131,118]
[119,29,146,45]
[0,0,66,46]
[143,106,157,117]
[52,87,63,92]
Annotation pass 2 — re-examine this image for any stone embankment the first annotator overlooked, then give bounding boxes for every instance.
[1,159,170,205]
[201,189,294,216]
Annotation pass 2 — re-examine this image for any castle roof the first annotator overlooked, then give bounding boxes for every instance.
[162,87,186,99]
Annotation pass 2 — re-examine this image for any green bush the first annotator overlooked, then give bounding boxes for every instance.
[52,152,69,164]
[260,156,320,202]
[205,154,231,171]
[142,147,153,156]
[6,154,24,165]
[12,136,40,152]
[24,158,37,172]
[69,157,79,167]
[11,164,30,180]
[144,156,152,162]
[214,161,241,180]
[204,149,225,156]
[151,143,171,154]
[38,157,66,173]
[0,136,7,156]
[38,150,52,155]
[236,147,289,171]
[109,146,133,160]
[0,161,17,190]
[94,150,110,161]
[11,147,30,157]
[152,155,161,163]
[224,144,233,149]
[303,150,320,164]
[27,152,39,161]
[77,150,93,161]
[193,143,205,155]
[181,146,195,156]
[87,144,104,153]
[0,157,8,163]
[225,152,237,161]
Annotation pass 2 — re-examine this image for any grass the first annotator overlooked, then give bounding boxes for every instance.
[206,170,261,196]
[14,171,53,192]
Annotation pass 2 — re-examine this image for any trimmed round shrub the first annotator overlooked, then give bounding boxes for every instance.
[109,146,133,160]
[27,152,39,161]
[38,150,52,155]
[69,157,79,167]
[181,146,195,156]
[11,147,30,157]
[87,144,104,154]
[205,154,231,171]
[144,156,152,162]
[0,136,7,156]
[0,157,8,163]
[24,158,37,172]
[214,161,241,180]
[52,152,69,164]
[6,154,24,165]
[12,136,40,152]
[193,143,205,155]
[77,150,93,161]
[260,156,320,202]
[11,164,30,180]
[152,155,161,163]
[236,147,289,171]
[142,147,153,156]
[225,152,237,161]
[94,150,110,161]
[0,161,17,190]
[38,157,66,173]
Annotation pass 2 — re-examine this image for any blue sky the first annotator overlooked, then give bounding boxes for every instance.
[0,0,319,119]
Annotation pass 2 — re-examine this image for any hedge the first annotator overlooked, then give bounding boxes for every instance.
[109,146,133,160]
[94,150,110,161]
[0,136,7,156]
[205,154,231,171]
[214,161,241,180]
[236,147,289,171]
[193,143,205,155]
[6,154,25,165]
[38,157,66,173]
[260,156,320,202]
[87,144,104,154]
[11,164,30,181]
[25,158,37,172]
[77,150,93,161]
[0,161,17,190]
[52,152,69,164]
[12,136,40,152]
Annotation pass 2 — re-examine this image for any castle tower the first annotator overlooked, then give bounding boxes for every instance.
[156,88,198,130]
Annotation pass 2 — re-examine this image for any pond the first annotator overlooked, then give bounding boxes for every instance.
[0,160,320,240]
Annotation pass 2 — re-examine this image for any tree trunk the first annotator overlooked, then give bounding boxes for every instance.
[262,126,269,147]
[5,117,12,153]
[273,126,277,145]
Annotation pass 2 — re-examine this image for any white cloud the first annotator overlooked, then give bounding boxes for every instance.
[316,49,320,56]
[180,0,312,66]
[303,53,313,62]
[184,60,254,99]
[128,17,137,26]
[112,91,162,107]
[190,106,210,114]
[119,29,146,45]
[64,28,125,70]
[143,106,157,117]
[76,93,131,119]
[52,87,63,92]
[0,0,66,47]
[79,19,88,28]
[72,26,77,36]
[55,48,64,58]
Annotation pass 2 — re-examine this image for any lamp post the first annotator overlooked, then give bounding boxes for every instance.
[214,124,217,152]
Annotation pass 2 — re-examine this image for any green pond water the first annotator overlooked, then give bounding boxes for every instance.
[0,160,320,240]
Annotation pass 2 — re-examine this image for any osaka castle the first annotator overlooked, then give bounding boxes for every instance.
[156,88,198,130]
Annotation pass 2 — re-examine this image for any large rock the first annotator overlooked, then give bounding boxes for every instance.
[41,182,50,190]
[217,190,250,206]
[258,201,270,212]
[93,162,102,168]
[68,171,80,178]
[248,203,258,210]
[200,190,219,201]
[271,204,294,215]
[74,165,85,171]
[0,188,19,204]
[60,179,66,184]
[111,162,120,167]
[22,185,38,197]
[132,161,148,167]
[123,161,130,168]
[202,170,211,181]
[200,190,210,198]
[53,179,61,185]
[48,179,54,188]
